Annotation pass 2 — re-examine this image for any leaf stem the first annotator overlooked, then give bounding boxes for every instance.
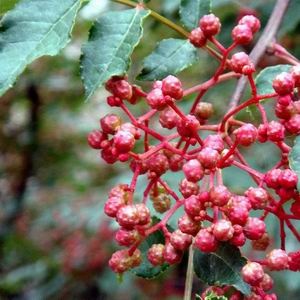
[184,246,194,300]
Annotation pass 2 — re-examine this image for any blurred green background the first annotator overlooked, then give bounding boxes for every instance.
[0,0,300,299]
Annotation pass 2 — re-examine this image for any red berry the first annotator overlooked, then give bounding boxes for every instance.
[107,95,122,107]
[278,169,298,188]
[272,72,295,95]
[100,114,122,135]
[104,196,125,218]
[183,159,204,182]
[203,135,225,153]
[184,195,202,217]
[159,108,180,129]
[87,130,107,149]
[115,228,140,246]
[209,185,232,207]
[266,249,289,270]
[277,94,292,106]
[213,219,234,241]
[284,114,300,134]
[195,228,218,252]
[163,243,183,264]
[114,130,135,153]
[178,214,201,236]
[234,123,258,146]
[189,27,207,48]
[105,77,133,100]
[264,169,282,189]
[108,250,131,273]
[245,187,268,209]
[199,14,221,37]
[147,244,165,266]
[232,24,253,45]
[230,52,255,75]
[238,15,261,34]
[288,250,300,271]
[266,121,285,142]
[243,217,266,240]
[161,75,183,100]
[179,178,199,198]
[119,123,140,139]
[146,88,167,110]
[168,154,184,172]
[198,147,220,169]
[170,229,193,251]
[241,262,264,286]
[177,114,200,137]
[225,204,249,226]
[230,231,246,247]
[116,205,140,229]
[275,102,294,119]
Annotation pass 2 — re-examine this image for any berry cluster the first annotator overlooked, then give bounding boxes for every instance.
[88,13,300,298]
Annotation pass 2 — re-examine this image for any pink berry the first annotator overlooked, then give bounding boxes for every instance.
[168,154,184,172]
[275,102,294,119]
[87,130,107,149]
[195,228,218,252]
[199,14,221,37]
[101,147,118,164]
[178,214,201,236]
[177,114,200,137]
[189,27,207,48]
[245,187,268,209]
[203,135,225,153]
[104,196,125,218]
[213,219,234,241]
[243,217,266,240]
[291,65,300,87]
[232,24,253,45]
[119,123,141,139]
[284,114,300,134]
[116,205,140,229]
[264,169,282,189]
[238,15,261,33]
[108,250,131,273]
[230,52,255,75]
[114,130,135,153]
[147,244,165,266]
[225,204,249,226]
[234,123,258,146]
[278,169,298,188]
[266,121,285,141]
[136,203,151,225]
[241,262,264,286]
[179,178,199,198]
[159,108,180,129]
[209,185,232,207]
[147,153,169,176]
[163,243,183,264]
[198,147,220,169]
[170,229,193,251]
[230,231,246,247]
[266,249,289,270]
[184,195,202,217]
[146,88,167,110]
[272,72,295,95]
[161,75,183,100]
[182,159,204,182]
[115,228,140,246]
[260,273,273,291]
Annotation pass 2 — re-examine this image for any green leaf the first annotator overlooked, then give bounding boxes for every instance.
[138,38,198,81]
[255,65,291,95]
[80,8,149,100]
[289,136,300,191]
[180,0,212,30]
[204,292,228,300]
[131,217,169,279]
[0,0,81,96]
[0,0,20,14]
[193,243,251,295]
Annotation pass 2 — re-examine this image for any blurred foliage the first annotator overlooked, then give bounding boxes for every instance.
[0,0,300,299]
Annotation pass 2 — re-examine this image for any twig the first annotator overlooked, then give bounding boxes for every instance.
[229,0,290,108]
[184,246,194,300]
